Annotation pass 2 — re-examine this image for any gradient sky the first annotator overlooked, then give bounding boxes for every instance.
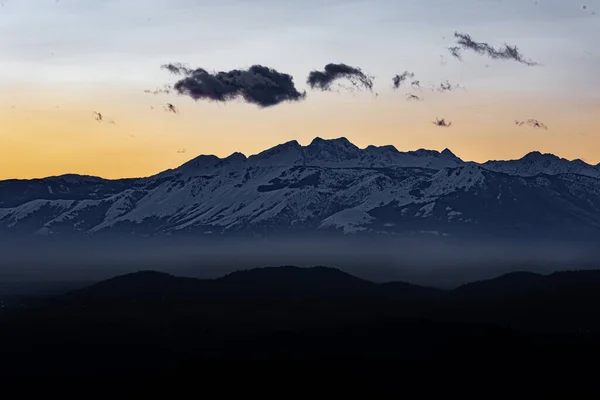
[1,0,598,179]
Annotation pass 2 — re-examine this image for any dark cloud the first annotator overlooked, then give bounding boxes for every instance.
[307,63,374,92]
[164,103,178,114]
[452,32,537,66]
[150,103,178,113]
[161,63,306,108]
[93,111,115,124]
[515,119,548,129]
[392,71,415,89]
[433,118,451,127]
[161,63,192,75]
[448,46,463,60]
[392,72,422,100]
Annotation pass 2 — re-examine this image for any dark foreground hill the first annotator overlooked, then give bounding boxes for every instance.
[2,266,600,377]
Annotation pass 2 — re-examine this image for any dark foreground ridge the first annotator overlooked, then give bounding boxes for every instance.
[2,266,600,376]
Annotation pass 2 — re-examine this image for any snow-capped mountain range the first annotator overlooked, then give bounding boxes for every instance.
[2,137,600,239]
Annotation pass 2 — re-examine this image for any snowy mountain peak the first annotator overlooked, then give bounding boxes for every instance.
[522,151,559,161]
[180,154,220,168]
[2,137,600,240]
[440,148,458,159]
[364,144,398,153]
[309,136,353,147]
[304,137,363,166]
[408,148,460,161]
[224,152,247,163]
[408,149,440,157]
[45,174,106,183]
[523,150,542,157]
[175,154,222,175]
[248,140,304,166]
[307,136,361,155]
[483,151,600,178]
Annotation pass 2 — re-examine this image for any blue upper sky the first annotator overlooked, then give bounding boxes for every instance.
[1,0,598,94]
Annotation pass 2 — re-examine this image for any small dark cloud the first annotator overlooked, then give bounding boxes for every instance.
[452,32,537,66]
[93,111,115,124]
[406,93,421,101]
[515,119,548,130]
[144,84,172,95]
[392,71,415,89]
[161,63,192,75]
[433,118,451,127]
[307,63,374,92]
[433,80,463,92]
[161,63,306,108]
[454,32,489,55]
[448,46,463,60]
[392,71,422,92]
[164,103,178,114]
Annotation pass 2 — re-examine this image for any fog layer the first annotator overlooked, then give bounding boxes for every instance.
[1,235,598,288]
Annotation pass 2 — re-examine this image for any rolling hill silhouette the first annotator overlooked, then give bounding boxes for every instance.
[2,265,600,377]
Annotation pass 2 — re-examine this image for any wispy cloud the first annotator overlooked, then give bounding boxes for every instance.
[307,63,374,92]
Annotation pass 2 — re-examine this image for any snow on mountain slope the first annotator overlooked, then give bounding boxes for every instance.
[482,152,600,179]
[424,165,487,197]
[0,175,137,208]
[247,140,305,167]
[363,145,463,169]
[1,138,600,239]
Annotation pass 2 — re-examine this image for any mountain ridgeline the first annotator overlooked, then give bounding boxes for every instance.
[1,137,600,239]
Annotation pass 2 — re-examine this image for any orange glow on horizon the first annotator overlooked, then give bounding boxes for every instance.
[1,83,598,180]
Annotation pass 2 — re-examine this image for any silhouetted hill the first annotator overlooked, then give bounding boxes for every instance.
[380,280,447,302]
[22,267,600,330]
[62,270,201,302]
[425,270,600,332]
[451,271,545,300]
[215,265,380,299]
[0,280,91,303]
[3,266,600,376]
[54,266,441,307]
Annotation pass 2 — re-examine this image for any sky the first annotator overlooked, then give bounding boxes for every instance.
[0,0,599,179]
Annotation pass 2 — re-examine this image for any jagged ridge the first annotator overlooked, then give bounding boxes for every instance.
[1,137,600,239]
